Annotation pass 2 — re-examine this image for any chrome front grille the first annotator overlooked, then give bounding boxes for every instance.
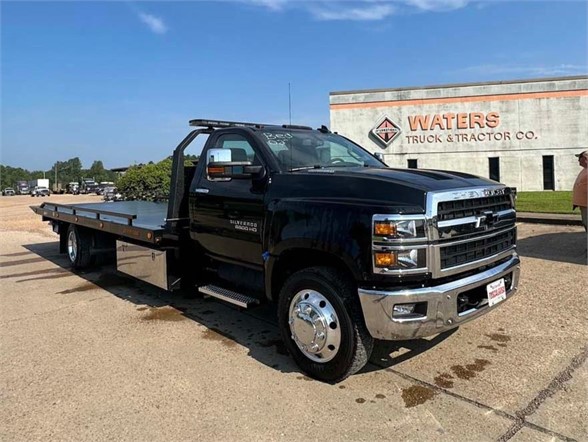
[426,186,517,278]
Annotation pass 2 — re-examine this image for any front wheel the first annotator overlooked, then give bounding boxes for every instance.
[278,266,373,382]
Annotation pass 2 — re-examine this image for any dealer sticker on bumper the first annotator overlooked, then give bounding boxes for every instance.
[487,278,507,307]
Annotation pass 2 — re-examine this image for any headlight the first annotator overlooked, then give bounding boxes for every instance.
[373,217,426,241]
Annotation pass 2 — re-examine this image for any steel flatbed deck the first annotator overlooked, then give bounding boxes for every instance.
[32,201,169,245]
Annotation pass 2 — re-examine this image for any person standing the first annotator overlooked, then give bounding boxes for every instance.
[573,150,588,231]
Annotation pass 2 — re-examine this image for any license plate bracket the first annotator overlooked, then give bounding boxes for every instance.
[487,278,506,307]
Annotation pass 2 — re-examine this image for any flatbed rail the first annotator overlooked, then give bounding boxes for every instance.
[31,202,166,245]
[40,202,138,225]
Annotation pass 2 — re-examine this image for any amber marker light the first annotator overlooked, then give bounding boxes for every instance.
[207,166,225,175]
[375,252,397,268]
[374,222,397,236]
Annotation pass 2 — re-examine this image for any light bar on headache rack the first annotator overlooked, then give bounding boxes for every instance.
[189,119,267,129]
[188,119,314,130]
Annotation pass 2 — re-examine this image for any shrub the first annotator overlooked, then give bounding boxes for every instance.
[117,158,172,201]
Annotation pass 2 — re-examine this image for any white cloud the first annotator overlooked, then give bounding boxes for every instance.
[245,0,472,21]
[310,4,396,21]
[405,0,470,11]
[457,63,587,77]
[138,12,168,34]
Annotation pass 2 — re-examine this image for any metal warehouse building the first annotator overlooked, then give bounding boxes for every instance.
[329,76,588,191]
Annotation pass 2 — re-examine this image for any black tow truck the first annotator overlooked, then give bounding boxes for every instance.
[32,119,520,382]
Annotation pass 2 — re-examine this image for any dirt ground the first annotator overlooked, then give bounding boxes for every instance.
[1,194,587,441]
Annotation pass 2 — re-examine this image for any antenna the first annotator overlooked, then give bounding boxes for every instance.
[288,82,292,125]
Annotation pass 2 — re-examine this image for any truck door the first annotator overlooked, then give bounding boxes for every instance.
[190,132,266,267]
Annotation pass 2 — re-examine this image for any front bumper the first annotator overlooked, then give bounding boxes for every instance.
[358,254,521,340]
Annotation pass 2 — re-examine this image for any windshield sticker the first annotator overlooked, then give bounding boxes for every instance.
[263,132,292,145]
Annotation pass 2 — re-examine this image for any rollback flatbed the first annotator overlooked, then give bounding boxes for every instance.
[32,201,168,246]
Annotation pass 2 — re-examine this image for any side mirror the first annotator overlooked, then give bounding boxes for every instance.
[373,152,386,164]
[206,148,264,180]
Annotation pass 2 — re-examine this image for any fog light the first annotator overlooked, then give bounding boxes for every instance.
[392,302,427,319]
[393,303,416,316]
[375,252,397,267]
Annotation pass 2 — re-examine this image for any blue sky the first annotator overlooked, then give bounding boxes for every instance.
[2,0,587,170]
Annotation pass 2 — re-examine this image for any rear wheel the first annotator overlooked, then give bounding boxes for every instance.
[278,266,373,382]
[66,224,94,269]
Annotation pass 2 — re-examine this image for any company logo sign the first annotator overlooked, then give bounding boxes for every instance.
[368,111,538,146]
[371,116,401,147]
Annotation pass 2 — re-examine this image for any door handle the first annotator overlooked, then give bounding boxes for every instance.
[195,188,209,194]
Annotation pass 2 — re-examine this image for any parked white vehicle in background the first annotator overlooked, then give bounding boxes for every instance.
[30,186,51,197]
[103,187,123,201]
[97,182,115,195]
[66,182,80,194]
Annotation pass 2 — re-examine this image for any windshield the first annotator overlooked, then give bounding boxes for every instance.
[260,129,384,171]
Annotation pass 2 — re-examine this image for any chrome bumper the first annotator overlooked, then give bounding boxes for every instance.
[358,254,521,340]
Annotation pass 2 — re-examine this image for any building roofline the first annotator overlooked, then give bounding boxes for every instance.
[329,75,588,96]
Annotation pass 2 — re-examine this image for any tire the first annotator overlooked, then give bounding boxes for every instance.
[278,266,373,383]
[66,224,95,269]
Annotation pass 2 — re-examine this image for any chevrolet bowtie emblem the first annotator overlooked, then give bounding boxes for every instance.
[475,211,498,229]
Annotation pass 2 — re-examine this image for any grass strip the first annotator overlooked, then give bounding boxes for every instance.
[515,191,575,214]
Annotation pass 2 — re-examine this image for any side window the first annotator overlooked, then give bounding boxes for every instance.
[213,134,257,163]
[205,133,258,182]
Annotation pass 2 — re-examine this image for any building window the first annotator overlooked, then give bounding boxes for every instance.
[489,157,500,182]
[407,159,418,169]
[542,155,555,190]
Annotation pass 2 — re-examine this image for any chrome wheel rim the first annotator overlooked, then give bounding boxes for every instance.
[288,289,341,363]
[67,230,77,263]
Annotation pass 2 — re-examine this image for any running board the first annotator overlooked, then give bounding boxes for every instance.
[198,285,260,308]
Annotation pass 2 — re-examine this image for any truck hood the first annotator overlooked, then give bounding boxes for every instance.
[334,166,498,192]
[268,167,502,214]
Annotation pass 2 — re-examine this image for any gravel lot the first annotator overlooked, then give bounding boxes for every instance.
[1,194,587,441]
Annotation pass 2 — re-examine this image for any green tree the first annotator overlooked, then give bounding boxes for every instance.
[51,157,83,188]
[85,160,117,183]
[89,160,105,181]
[0,165,31,189]
[116,158,172,201]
